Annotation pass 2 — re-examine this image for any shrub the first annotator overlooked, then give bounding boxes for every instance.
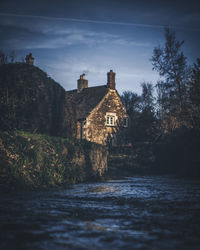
[153,128,200,177]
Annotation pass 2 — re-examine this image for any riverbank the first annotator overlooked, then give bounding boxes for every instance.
[1,128,199,191]
[0,130,107,190]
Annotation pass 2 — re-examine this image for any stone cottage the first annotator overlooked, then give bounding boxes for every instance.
[66,70,128,146]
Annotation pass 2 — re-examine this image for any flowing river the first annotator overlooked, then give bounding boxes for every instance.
[1,176,200,249]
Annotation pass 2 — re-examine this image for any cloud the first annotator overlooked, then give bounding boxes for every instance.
[0,14,151,50]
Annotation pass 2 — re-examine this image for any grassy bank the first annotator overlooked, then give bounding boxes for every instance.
[0,130,106,190]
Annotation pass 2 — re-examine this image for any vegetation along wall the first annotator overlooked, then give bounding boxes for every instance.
[0,130,107,190]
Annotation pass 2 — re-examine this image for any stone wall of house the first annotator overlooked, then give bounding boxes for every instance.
[85,89,128,145]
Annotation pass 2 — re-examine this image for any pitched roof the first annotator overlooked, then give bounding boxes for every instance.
[66,85,109,120]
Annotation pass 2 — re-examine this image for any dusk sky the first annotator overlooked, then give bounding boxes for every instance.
[0,0,199,94]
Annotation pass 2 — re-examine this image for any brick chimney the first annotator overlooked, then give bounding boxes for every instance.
[25,53,34,65]
[107,70,116,90]
[77,73,88,93]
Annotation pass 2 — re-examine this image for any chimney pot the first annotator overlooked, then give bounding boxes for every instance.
[25,53,34,65]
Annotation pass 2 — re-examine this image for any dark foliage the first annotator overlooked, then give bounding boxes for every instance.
[153,128,200,177]
[189,58,200,127]
[121,82,158,144]
[119,29,200,178]
[0,63,67,137]
[151,28,190,131]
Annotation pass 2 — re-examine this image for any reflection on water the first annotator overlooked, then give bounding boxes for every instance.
[1,176,200,249]
[87,186,117,193]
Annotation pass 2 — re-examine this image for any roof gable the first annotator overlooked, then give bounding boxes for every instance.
[66,85,109,119]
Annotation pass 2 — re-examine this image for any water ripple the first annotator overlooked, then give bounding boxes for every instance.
[1,176,200,249]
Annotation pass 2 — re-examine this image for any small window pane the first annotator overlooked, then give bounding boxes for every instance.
[110,117,113,124]
[124,117,128,127]
[107,116,110,125]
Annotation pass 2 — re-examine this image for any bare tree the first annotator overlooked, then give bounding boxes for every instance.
[9,50,16,63]
[0,51,8,65]
[140,82,154,112]
[121,91,141,115]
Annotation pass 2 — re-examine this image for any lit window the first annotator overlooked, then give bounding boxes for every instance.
[106,115,115,126]
[106,112,117,126]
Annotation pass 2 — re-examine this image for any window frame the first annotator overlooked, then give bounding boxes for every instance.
[123,117,128,127]
[106,112,117,127]
[107,115,115,126]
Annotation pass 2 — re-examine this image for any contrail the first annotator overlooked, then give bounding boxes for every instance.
[0,12,185,30]
[0,12,199,31]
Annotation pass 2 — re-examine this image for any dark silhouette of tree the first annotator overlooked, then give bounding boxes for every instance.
[121,85,157,143]
[9,50,16,63]
[189,58,200,127]
[0,50,17,64]
[121,91,141,115]
[140,82,154,112]
[0,51,8,65]
[138,82,157,141]
[151,28,190,131]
